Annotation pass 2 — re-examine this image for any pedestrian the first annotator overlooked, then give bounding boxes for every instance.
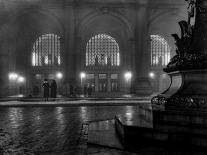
[50,80,57,98]
[88,84,92,97]
[70,84,74,97]
[83,84,87,97]
[42,79,49,101]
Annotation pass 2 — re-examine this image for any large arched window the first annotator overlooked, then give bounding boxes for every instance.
[86,34,120,67]
[150,35,170,67]
[32,34,61,66]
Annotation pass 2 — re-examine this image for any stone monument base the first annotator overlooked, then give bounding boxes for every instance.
[152,70,207,109]
[115,106,207,151]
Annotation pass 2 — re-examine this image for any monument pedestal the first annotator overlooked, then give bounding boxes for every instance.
[152,70,207,109]
[115,0,207,151]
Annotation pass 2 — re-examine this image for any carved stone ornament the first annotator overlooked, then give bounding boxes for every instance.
[164,0,207,73]
[152,95,207,109]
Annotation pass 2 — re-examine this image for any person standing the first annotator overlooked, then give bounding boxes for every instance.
[70,84,74,97]
[88,84,92,97]
[50,80,57,98]
[83,84,87,97]
[42,79,50,101]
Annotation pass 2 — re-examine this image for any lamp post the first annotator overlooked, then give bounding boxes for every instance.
[80,72,86,87]
[124,71,132,93]
[8,72,26,95]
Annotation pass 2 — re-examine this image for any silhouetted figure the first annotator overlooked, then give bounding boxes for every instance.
[95,56,98,66]
[50,80,57,98]
[70,84,74,97]
[83,84,87,97]
[158,56,162,66]
[107,57,111,66]
[87,85,92,97]
[42,79,49,101]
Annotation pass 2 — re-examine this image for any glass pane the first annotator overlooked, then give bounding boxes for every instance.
[111,74,118,79]
[87,74,95,79]
[86,34,120,67]
[99,74,107,79]
[32,34,61,66]
[150,35,170,67]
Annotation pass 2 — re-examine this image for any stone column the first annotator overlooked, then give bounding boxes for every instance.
[0,53,9,97]
[134,3,152,95]
[107,74,111,92]
[0,37,13,97]
[95,74,98,92]
[64,6,76,85]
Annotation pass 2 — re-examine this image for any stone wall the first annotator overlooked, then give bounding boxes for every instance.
[0,0,186,96]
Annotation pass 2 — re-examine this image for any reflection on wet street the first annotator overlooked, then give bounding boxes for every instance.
[0,105,149,154]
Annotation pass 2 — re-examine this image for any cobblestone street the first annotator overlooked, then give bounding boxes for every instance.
[0,105,144,154]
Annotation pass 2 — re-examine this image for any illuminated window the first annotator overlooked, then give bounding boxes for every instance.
[150,35,170,67]
[32,34,61,66]
[86,34,120,67]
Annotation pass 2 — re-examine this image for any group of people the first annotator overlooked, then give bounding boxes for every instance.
[42,79,57,101]
[42,79,93,100]
[83,84,93,97]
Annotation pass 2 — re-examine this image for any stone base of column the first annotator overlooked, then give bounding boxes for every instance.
[134,77,153,96]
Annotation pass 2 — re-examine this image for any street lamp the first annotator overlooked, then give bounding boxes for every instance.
[124,71,132,93]
[149,72,155,79]
[9,72,18,81]
[80,72,86,86]
[17,76,25,83]
[124,71,132,82]
[56,72,63,79]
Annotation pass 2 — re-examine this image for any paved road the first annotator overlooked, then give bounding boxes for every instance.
[0,105,143,155]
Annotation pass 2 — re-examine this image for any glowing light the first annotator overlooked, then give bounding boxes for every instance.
[117,52,120,66]
[44,56,48,65]
[86,34,120,66]
[151,35,171,66]
[17,76,25,83]
[124,72,132,81]
[56,72,63,79]
[9,73,18,80]
[80,72,86,79]
[149,72,155,79]
[58,56,61,65]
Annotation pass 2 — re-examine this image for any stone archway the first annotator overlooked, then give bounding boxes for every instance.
[77,11,134,96]
[5,8,64,96]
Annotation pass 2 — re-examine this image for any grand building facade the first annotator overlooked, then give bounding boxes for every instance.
[0,0,187,97]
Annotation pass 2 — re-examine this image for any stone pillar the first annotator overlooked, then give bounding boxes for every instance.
[107,74,111,92]
[64,6,76,85]
[0,37,14,97]
[0,53,9,97]
[134,4,152,95]
[95,74,98,92]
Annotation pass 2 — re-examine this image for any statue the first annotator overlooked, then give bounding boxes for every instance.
[171,20,193,56]
[166,20,193,71]
[185,0,196,26]
[153,0,207,109]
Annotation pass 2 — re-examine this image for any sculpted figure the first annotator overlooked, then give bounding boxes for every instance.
[171,21,193,57]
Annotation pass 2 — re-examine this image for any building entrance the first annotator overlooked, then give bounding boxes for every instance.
[85,73,120,93]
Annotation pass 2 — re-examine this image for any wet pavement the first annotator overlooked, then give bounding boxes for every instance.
[0,105,144,154]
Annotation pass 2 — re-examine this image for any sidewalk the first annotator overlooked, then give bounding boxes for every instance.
[0,96,152,107]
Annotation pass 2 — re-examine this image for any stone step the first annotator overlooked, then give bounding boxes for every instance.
[115,110,207,150]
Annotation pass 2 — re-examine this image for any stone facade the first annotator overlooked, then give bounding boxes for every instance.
[0,0,186,97]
